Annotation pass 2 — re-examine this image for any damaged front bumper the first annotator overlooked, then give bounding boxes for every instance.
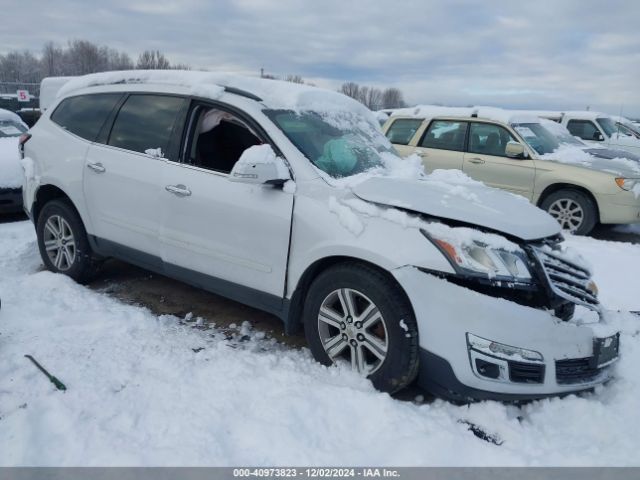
[393,266,620,402]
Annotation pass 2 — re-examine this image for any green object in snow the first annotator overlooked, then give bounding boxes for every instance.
[24,355,67,391]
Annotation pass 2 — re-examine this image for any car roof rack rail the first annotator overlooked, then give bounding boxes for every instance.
[223,86,262,102]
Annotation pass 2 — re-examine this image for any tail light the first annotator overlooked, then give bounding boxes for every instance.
[18,133,31,159]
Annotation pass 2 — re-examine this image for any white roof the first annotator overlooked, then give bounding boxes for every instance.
[390,104,540,125]
[0,108,25,126]
[57,70,374,120]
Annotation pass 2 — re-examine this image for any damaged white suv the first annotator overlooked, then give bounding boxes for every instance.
[21,71,620,401]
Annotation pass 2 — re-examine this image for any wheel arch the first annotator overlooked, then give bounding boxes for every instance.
[32,184,83,225]
[536,183,601,222]
[283,255,414,335]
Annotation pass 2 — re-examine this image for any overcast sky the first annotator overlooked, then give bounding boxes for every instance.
[4,0,640,116]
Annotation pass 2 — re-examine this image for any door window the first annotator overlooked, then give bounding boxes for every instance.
[566,120,602,141]
[186,106,262,173]
[384,118,423,145]
[419,120,467,151]
[51,94,123,141]
[468,122,517,157]
[108,94,187,156]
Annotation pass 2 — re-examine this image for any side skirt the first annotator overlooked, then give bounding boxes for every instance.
[88,236,289,321]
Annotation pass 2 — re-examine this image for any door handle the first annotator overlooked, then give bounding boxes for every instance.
[468,158,485,165]
[165,184,192,197]
[87,162,106,173]
[417,151,428,157]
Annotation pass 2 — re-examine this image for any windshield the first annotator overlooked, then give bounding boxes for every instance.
[596,117,618,137]
[265,110,395,178]
[616,122,640,138]
[512,122,561,155]
[0,120,27,138]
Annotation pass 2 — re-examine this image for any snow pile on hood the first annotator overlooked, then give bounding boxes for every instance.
[0,137,22,188]
[57,70,376,124]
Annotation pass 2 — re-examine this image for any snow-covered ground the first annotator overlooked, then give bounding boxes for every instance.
[1,220,639,466]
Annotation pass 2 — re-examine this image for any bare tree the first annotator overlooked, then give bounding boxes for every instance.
[284,74,304,84]
[136,50,171,70]
[340,81,360,100]
[365,87,383,110]
[41,42,64,77]
[381,87,405,109]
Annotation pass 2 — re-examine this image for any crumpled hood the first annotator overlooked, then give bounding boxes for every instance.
[351,176,561,241]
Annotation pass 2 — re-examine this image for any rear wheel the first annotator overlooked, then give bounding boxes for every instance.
[36,199,99,283]
[303,262,419,393]
[540,189,597,235]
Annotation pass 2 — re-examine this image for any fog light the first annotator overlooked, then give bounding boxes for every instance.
[467,333,544,363]
[475,358,501,379]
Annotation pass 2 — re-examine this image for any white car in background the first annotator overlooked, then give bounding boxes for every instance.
[540,118,640,163]
[537,111,640,157]
[0,108,29,214]
[20,70,620,401]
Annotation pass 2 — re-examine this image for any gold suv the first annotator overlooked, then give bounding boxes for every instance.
[383,106,640,235]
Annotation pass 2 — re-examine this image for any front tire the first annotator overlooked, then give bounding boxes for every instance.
[303,262,419,393]
[540,189,597,235]
[36,199,99,283]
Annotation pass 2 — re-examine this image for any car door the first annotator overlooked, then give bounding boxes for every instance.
[413,119,467,172]
[160,102,294,306]
[462,122,536,200]
[83,93,188,260]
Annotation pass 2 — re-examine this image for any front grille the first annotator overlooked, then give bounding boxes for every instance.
[556,358,602,385]
[509,361,545,384]
[533,247,599,310]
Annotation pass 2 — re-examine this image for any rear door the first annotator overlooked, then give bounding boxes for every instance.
[160,101,294,305]
[462,122,536,200]
[83,93,188,259]
[414,119,467,172]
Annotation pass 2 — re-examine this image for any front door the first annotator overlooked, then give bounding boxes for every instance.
[160,103,294,305]
[462,122,536,200]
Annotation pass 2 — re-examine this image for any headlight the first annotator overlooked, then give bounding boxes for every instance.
[422,229,533,283]
[615,177,640,191]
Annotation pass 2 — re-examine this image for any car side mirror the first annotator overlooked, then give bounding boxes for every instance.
[593,131,604,141]
[505,141,526,158]
[229,144,290,186]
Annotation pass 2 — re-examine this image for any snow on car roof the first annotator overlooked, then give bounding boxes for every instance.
[0,108,26,127]
[57,70,374,120]
[390,104,540,125]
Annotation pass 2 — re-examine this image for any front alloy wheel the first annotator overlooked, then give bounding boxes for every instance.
[317,288,389,376]
[304,262,419,393]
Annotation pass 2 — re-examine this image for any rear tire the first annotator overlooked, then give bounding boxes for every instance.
[540,189,597,235]
[303,262,419,393]
[36,199,99,283]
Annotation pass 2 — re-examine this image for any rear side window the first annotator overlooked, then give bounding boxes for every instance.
[566,120,601,141]
[51,94,123,141]
[420,120,467,151]
[108,94,187,156]
[385,119,423,145]
[0,120,27,138]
